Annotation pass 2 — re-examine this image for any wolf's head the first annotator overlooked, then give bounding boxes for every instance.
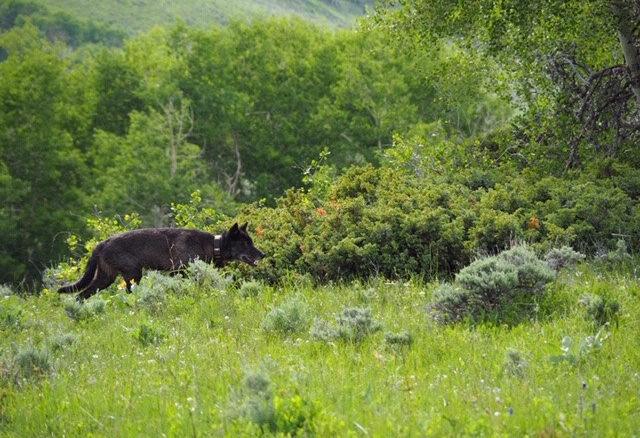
[226,222,265,267]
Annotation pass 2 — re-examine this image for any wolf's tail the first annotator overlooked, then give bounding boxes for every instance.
[58,254,98,294]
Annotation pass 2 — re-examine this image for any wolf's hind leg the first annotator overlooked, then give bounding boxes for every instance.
[76,267,117,301]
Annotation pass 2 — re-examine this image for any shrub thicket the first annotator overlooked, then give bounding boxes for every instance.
[227,164,638,284]
[61,160,638,286]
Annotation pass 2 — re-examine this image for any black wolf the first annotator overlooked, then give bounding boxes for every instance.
[58,222,264,301]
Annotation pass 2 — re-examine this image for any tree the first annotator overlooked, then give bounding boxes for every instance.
[90,106,233,226]
[375,0,640,169]
[0,23,89,284]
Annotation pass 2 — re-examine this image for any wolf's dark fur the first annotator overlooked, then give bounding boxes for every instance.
[59,222,264,301]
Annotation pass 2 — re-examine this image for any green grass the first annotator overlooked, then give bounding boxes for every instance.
[32,0,374,35]
[1,261,639,436]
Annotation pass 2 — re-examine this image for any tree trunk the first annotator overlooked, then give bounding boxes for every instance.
[610,0,640,109]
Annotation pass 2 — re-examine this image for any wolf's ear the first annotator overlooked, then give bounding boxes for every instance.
[240,222,248,232]
[229,222,239,234]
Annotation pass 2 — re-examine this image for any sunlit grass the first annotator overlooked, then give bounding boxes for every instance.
[1,262,639,436]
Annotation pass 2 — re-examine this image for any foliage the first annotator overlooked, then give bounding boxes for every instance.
[1,15,508,285]
[261,296,310,336]
[0,23,90,284]
[134,320,165,347]
[0,295,24,330]
[13,344,51,379]
[427,283,470,324]
[228,371,277,431]
[48,332,77,351]
[374,0,640,170]
[429,246,556,324]
[312,306,382,343]
[384,330,413,348]
[549,328,612,366]
[237,280,266,299]
[580,294,621,328]
[63,296,106,321]
[187,258,232,290]
[0,0,124,48]
[223,163,638,285]
[26,0,375,36]
[134,272,183,315]
[545,246,586,271]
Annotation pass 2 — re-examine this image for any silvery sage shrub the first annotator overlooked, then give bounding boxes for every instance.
[429,246,556,324]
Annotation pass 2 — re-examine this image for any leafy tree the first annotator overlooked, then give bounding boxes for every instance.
[89,107,233,226]
[89,48,145,135]
[0,24,89,284]
[375,0,640,170]
[177,18,341,200]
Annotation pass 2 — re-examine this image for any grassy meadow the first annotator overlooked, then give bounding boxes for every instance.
[1,259,639,436]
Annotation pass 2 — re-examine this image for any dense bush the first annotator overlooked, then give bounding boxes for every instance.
[63,297,106,321]
[58,159,639,287]
[428,246,556,324]
[227,163,637,284]
[14,345,51,379]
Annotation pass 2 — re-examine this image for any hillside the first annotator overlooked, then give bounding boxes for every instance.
[30,0,375,33]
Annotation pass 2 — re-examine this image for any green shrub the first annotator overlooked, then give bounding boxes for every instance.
[63,297,106,321]
[427,283,471,324]
[187,258,232,290]
[238,280,265,298]
[15,345,51,379]
[228,371,276,431]
[228,370,319,435]
[134,320,165,347]
[135,271,182,314]
[384,330,413,347]
[580,294,620,327]
[456,246,555,301]
[274,394,320,436]
[429,246,556,324]
[309,318,339,342]
[49,332,77,351]
[545,246,585,270]
[1,296,24,330]
[63,164,640,287]
[335,307,382,343]
[606,239,631,262]
[261,296,309,336]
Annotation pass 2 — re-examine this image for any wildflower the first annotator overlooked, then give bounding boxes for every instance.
[316,207,328,217]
